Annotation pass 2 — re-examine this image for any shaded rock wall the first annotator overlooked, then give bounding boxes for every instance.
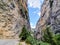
[36,0,60,40]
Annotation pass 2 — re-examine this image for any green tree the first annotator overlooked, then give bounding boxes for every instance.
[19,26,30,41]
[54,34,60,45]
[43,26,57,45]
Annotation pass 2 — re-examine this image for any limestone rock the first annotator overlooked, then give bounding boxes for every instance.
[36,0,60,39]
[0,0,30,39]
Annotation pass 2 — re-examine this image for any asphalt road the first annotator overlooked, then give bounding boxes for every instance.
[0,39,19,45]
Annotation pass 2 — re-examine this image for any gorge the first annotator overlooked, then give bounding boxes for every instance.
[0,0,60,45]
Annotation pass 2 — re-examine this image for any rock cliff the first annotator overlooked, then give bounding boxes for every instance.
[0,0,30,39]
[36,0,60,40]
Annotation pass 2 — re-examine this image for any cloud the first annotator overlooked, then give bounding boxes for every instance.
[28,0,40,9]
[30,23,36,28]
[28,0,44,28]
[28,0,43,16]
[37,12,41,16]
[33,11,41,17]
[28,0,44,9]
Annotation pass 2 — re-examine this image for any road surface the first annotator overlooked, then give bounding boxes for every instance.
[0,39,19,45]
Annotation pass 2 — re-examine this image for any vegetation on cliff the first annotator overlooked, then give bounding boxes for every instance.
[19,26,60,45]
[43,26,60,45]
[49,0,53,8]
[19,26,30,41]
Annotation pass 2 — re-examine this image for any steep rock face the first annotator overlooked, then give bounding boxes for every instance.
[50,0,60,34]
[0,0,30,39]
[36,0,60,40]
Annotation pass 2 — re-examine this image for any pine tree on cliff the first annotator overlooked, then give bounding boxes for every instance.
[43,26,57,45]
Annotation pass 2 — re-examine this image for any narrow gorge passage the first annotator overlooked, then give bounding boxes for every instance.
[0,0,60,45]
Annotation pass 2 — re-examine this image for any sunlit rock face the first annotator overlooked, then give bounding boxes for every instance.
[36,0,60,40]
[35,0,50,40]
[0,0,30,39]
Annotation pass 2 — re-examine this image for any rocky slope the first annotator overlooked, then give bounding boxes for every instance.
[36,0,60,39]
[0,0,30,39]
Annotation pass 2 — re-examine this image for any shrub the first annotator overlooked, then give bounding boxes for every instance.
[49,0,53,8]
[26,35,37,45]
[19,26,30,41]
[39,41,51,45]
[43,26,59,45]
[53,34,60,45]
[19,26,60,45]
